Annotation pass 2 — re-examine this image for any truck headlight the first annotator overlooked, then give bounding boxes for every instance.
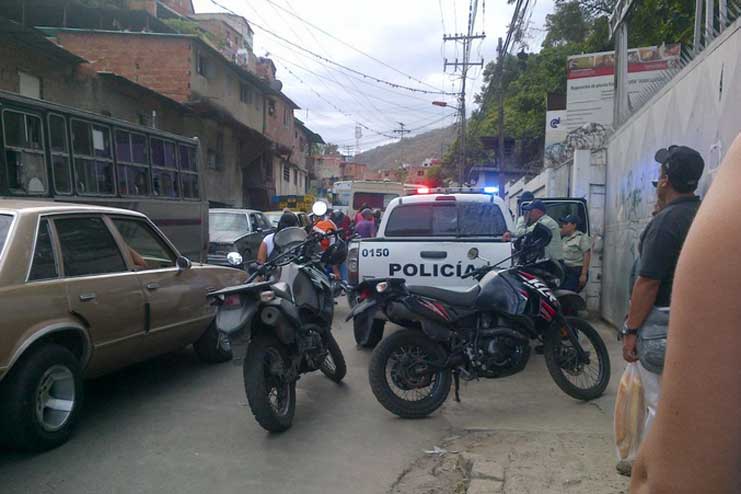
[226,251,243,267]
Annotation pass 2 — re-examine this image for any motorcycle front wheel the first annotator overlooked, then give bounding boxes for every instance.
[544,317,611,401]
[368,329,451,418]
[319,332,347,383]
[244,333,296,432]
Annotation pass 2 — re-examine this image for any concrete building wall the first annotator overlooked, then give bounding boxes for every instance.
[601,19,741,326]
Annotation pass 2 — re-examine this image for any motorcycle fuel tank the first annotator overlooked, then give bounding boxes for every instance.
[475,270,527,315]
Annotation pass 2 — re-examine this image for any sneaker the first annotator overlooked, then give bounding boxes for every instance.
[616,460,633,477]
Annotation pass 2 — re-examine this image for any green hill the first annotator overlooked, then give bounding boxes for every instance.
[354,125,456,170]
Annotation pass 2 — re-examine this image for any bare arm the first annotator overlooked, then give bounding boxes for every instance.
[630,137,741,494]
[256,241,268,265]
[626,277,660,329]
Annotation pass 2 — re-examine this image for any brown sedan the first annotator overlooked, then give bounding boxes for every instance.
[0,200,246,452]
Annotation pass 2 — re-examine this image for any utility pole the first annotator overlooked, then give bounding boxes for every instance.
[496,37,505,184]
[393,122,410,140]
[443,0,485,185]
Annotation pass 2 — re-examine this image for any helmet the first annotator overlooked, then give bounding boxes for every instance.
[514,223,552,265]
[321,239,348,265]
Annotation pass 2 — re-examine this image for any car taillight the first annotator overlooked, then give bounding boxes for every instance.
[358,288,372,301]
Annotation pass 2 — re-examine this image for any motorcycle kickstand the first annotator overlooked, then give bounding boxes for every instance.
[453,370,461,403]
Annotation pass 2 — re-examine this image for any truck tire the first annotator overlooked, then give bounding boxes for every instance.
[194,321,233,363]
[0,344,83,452]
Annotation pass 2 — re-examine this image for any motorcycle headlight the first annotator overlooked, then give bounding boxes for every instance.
[226,251,243,267]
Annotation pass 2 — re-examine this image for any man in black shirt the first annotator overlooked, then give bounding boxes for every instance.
[622,145,704,361]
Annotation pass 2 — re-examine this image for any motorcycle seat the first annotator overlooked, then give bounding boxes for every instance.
[272,282,293,301]
[407,285,481,306]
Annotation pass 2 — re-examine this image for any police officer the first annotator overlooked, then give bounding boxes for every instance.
[559,214,591,292]
[507,199,563,262]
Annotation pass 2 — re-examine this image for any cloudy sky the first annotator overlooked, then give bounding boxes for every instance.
[192,0,555,152]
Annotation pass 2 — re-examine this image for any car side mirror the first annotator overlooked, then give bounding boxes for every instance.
[176,256,192,271]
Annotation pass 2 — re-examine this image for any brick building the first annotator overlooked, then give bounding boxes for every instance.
[340,162,367,181]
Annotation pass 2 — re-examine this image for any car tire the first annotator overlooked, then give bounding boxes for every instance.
[0,344,83,452]
[194,321,233,364]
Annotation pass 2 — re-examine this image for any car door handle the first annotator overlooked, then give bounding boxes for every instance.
[420,251,447,259]
[146,282,160,291]
[79,293,97,302]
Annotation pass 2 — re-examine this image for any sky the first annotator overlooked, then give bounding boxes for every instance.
[192,0,555,152]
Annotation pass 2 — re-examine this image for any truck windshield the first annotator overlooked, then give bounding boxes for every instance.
[0,215,13,257]
[353,192,398,210]
[384,202,507,237]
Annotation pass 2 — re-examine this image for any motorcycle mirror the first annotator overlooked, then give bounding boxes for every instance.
[312,201,328,217]
[467,247,479,260]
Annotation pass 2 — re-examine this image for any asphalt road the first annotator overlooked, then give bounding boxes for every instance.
[0,302,453,494]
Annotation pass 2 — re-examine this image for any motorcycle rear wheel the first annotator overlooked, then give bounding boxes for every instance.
[244,333,296,432]
[319,332,347,383]
[368,329,451,418]
[544,317,610,401]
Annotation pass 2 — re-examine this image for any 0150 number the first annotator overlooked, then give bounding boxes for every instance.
[361,248,390,257]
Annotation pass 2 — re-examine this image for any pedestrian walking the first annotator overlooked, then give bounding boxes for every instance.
[559,214,591,292]
[618,145,704,477]
[629,138,739,493]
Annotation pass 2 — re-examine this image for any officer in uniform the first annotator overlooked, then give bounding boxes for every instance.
[559,214,591,292]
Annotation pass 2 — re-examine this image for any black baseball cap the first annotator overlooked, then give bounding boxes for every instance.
[559,214,579,224]
[519,191,535,202]
[522,199,546,212]
[653,145,704,192]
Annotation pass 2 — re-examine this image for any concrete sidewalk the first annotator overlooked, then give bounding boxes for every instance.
[390,321,629,494]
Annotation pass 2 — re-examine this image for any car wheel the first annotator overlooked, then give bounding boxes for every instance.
[194,321,233,363]
[0,344,83,452]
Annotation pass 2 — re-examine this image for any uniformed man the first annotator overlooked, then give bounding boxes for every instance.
[509,200,563,262]
[559,214,591,292]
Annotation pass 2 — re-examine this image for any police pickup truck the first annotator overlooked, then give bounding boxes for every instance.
[347,190,591,347]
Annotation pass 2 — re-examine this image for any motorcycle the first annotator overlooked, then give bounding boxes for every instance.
[349,224,611,418]
[209,205,347,432]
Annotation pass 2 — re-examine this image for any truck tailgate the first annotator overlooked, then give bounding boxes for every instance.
[355,239,512,290]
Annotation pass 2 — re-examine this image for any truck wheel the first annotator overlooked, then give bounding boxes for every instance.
[194,321,233,363]
[0,344,83,452]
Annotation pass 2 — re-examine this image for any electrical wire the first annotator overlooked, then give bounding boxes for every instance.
[205,0,456,96]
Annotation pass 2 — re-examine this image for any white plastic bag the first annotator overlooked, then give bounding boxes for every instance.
[614,363,646,462]
[637,362,661,436]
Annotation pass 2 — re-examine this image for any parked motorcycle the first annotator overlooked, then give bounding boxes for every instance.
[349,224,610,418]
[210,205,347,432]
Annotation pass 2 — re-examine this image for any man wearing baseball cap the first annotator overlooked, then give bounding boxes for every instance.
[617,144,704,476]
[506,199,563,262]
[560,214,592,292]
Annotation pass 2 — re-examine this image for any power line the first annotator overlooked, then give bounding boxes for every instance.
[204,0,456,96]
[264,0,445,92]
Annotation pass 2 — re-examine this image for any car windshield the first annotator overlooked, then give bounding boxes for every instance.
[264,212,282,227]
[385,202,507,237]
[209,212,249,236]
[0,215,13,256]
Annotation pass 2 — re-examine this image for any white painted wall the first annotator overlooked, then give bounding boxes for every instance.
[601,18,741,326]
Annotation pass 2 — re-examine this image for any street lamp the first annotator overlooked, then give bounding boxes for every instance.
[432,101,461,111]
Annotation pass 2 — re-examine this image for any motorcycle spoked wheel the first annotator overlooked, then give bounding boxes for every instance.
[319,332,347,383]
[543,317,611,401]
[244,333,296,432]
[368,329,451,418]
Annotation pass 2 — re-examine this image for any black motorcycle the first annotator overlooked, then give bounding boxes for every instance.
[349,224,610,418]
[210,225,347,432]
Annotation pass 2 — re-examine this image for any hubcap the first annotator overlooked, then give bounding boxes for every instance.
[35,365,76,432]
[386,345,439,401]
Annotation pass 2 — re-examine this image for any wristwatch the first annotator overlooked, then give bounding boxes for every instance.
[620,323,639,337]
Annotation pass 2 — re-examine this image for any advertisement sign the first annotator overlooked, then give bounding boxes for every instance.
[545,110,568,147]
[566,44,680,131]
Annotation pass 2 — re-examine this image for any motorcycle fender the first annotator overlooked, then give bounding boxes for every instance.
[215,302,257,337]
[554,290,586,313]
[346,298,377,321]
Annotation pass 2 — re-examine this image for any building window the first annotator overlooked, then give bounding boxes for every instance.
[240,83,252,104]
[268,99,276,116]
[196,52,208,77]
[282,106,289,127]
[18,72,42,99]
[417,170,424,176]
[283,164,289,182]
[293,169,297,185]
